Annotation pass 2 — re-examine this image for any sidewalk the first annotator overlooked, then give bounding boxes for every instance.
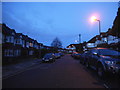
[2,58,42,79]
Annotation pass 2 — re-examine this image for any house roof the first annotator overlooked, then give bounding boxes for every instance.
[87,35,101,43]
[2,24,16,36]
[2,24,12,35]
[67,43,83,48]
[15,33,23,38]
[100,32,107,37]
[2,23,50,47]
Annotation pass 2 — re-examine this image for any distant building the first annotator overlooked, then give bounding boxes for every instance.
[67,43,83,53]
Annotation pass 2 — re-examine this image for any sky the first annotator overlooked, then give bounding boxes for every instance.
[2,2,118,48]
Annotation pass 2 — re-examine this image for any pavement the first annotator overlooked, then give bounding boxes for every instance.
[1,58,42,80]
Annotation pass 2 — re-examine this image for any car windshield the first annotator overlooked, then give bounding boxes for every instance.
[99,49,120,56]
[44,54,52,58]
[55,53,59,55]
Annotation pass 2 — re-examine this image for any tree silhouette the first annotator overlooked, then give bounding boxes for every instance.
[51,37,62,48]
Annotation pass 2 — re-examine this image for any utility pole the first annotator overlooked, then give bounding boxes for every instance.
[79,34,81,44]
[118,1,120,8]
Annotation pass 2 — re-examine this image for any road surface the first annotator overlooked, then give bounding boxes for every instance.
[3,54,105,88]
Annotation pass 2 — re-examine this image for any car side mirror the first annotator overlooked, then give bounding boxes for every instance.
[93,52,99,57]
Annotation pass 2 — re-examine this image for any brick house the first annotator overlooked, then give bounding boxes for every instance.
[2,24,16,62]
[2,24,43,63]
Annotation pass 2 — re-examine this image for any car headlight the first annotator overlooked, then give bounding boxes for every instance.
[105,60,116,65]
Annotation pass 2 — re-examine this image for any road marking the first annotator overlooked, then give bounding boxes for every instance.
[103,84,109,88]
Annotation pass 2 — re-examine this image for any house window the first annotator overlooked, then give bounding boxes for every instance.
[4,49,8,56]
[29,50,33,55]
[4,49,14,57]
[12,32,15,35]
[104,38,107,42]
[29,43,33,47]
[6,36,10,42]
[22,40,25,47]
[14,49,21,56]
[10,50,13,56]
[16,39,20,44]
[26,42,29,47]
[11,36,14,43]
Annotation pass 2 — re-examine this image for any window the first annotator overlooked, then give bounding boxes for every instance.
[29,50,33,55]
[14,50,21,56]
[29,43,33,47]
[99,49,120,56]
[16,39,20,44]
[4,49,8,56]
[4,49,14,57]
[26,42,29,47]
[6,36,10,42]
[12,32,15,35]
[22,40,25,47]
[11,36,14,43]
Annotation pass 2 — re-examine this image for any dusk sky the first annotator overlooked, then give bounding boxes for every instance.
[2,2,118,48]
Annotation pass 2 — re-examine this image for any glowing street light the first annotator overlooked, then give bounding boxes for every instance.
[91,16,97,22]
[91,16,101,35]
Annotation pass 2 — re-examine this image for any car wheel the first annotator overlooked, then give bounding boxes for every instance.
[97,65,105,78]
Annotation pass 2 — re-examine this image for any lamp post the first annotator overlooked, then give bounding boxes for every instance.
[75,34,81,44]
[91,16,101,35]
[79,34,81,43]
[96,19,101,36]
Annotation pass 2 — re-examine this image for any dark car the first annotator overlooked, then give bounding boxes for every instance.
[74,53,81,59]
[71,53,81,59]
[54,53,61,59]
[80,51,89,64]
[42,53,55,62]
[59,52,64,56]
[71,52,77,57]
[85,48,120,77]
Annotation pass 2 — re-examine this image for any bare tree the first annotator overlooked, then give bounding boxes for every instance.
[51,37,62,48]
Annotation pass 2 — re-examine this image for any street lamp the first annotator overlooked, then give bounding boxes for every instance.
[91,16,101,35]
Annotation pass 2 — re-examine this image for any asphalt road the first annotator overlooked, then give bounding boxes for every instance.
[3,54,105,88]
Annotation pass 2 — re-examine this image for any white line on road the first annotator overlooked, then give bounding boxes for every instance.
[104,84,109,88]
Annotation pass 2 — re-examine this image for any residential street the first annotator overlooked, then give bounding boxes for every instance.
[2,2,120,89]
[3,54,105,88]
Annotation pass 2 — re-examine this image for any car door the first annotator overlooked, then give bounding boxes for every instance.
[87,50,93,65]
[90,49,99,69]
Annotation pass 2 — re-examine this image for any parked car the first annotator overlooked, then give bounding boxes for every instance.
[74,53,81,59]
[42,53,55,62]
[59,52,64,56]
[71,52,81,59]
[54,53,61,59]
[85,48,120,77]
[71,52,77,57]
